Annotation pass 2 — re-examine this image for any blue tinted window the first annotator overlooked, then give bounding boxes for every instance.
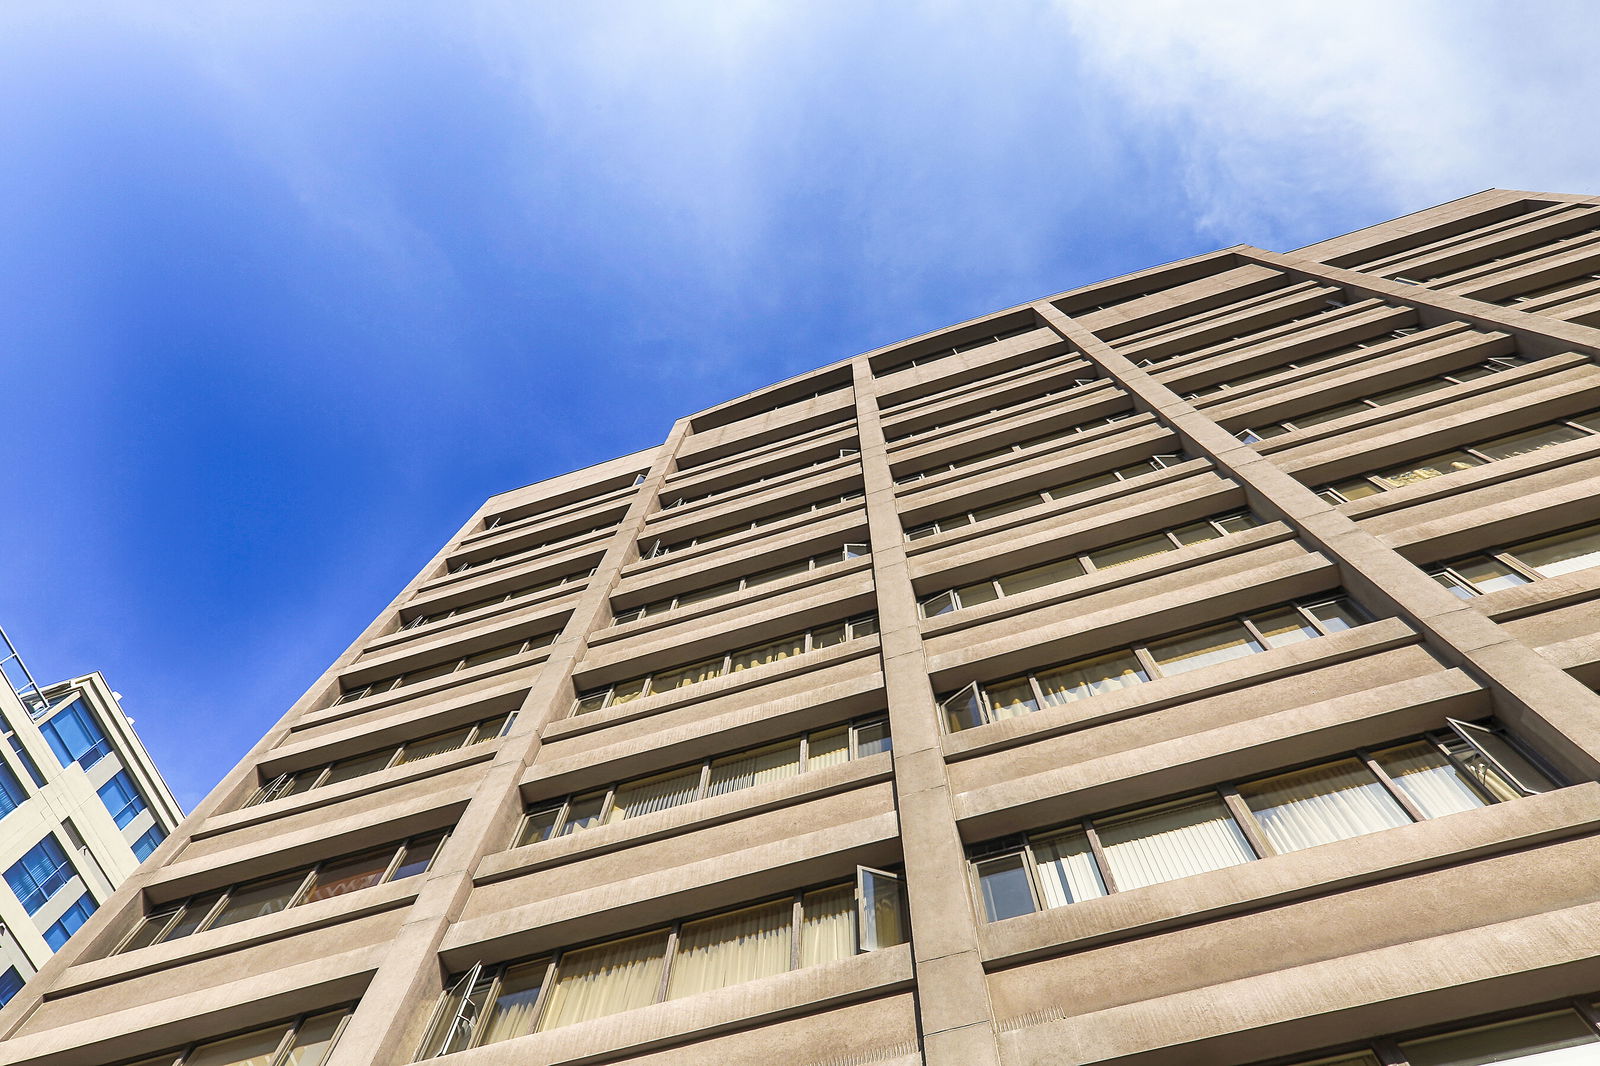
[6,735,45,787]
[0,761,25,817]
[43,893,96,951]
[0,966,21,1007]
[131,825,166,862]
[96,771,146,829]
[5,836,73,915]
[39,701,110,770]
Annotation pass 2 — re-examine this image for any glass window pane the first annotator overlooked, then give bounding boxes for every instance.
[654,657,726,689]
[732,636,807,669]
[1046,472,1119,500]
[1439,731,1553,801]
[1096,795,1255,891]
[560,792,609,835]
[1251,608,1320,648]
[209,872,307,929]
[321,750,396,787]
[461,643,520,670]
[1037,651,1149,702]
[800,884,854,966]
[997,558,1085,596]
[120,908,181,954]
[1215,513,1261,534]
[479,959,550,1046]
[942,684,988,732]
[973,494,1045,522]
[955,581,1001,608]
[810,624,848,649]
[538,930,669,1030]
[1303,600,1366,634]
[921,591,960,617]
[302,848,393,904]
[854,719,891,757]
[858,869,907,950]
[1031,828,1107,908]
[162,890,225,941]
[1376,451,1483,487]
[1399,1008,1599,1066]
[611,767,703,821]
[1238,759,1411,852]
[708,740,802,797]
[983,678,1042,719]
[1328,477,1383,501]
[391,831,447,881]
[1452,557,1533,594]
[666,899,793,999]
[283,1010,348,1066]
[1291,400,1371,428]
[1088,534,1175,570]
[1173,521,1223,546]
[1475,424,1585,461]
[1372,741,1489,818]
[976,854,1036,922]
[806,727,850,770]
[1512,526,1600,578]
[1149,622,1262,675]
[518,806,562,847]
[1433,570,1477,599]
[395,728,473,766]
[183,1024,292,1066]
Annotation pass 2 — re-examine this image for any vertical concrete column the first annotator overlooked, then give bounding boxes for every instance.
[325,425,692,1066]
[849,361,1004,1066]
[1032,299,1600,781]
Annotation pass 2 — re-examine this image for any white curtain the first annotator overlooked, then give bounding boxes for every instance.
[1372,742,1488,817]
[540,931,669,1030]
[1149,623,1260,675]
[478,960,548,1045]
[1037,651,1147,703]
[707,741,801,797]
[800,885,854,966]
[805,728,850,770]
[1238,760,1411,853]
[1031,829,1107,907]
[610,767,703,823]
[1097,796,1255,891]
[665,900,792,999]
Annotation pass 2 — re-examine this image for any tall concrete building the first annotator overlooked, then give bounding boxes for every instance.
[0,628,180,1008]
[9,187,1600,1066]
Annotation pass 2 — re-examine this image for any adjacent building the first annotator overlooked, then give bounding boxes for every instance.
[0,627,180,1009]
[9,187,1600,1065]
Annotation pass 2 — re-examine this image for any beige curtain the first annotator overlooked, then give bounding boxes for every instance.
[478,959,548,1046]
[1237,759,1411,853]
[1037,650,1147,702]
[1096,796,1255,891]
[1371,742,1489,817]
[800,885,855,966]
[665,900,792,999]
[1032,828,1107,907]
[805,728,850,770]
[1087,534,1174,570]
[1148,623,1260,676]
[731,636,806,671]
[540,930,669,1030]
[610,767,703,823]
[707,740,801,797]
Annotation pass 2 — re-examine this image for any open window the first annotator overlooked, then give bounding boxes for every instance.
[856,867,908,952]
[939,682,984,732]
[422,963,485,1058]
[1445,719,1559,797]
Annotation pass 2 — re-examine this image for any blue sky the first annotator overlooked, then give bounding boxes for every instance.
[2,1,1598,808]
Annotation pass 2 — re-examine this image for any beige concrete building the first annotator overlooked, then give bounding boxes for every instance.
[0,627,181,1007]
[9,187,1600,1066]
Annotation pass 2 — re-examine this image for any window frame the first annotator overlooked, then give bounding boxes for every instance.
[612,543,871,626]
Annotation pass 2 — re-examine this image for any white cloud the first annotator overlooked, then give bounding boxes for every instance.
[1055,0,1600,247]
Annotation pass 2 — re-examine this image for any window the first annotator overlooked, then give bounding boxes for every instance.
[43,892,96,950]
[98,771,148,829]
[574,616,878,714]
[6,835,75,914]
[248,712,514,807]
[940,595,1366,732]
[115,830,448,955]
[1316,411,1600,503]
[132,825,166,862]
[613,544,869,625]
[1428,521,1600,598]
[1121,303,1357,367]
[892,414,1136,485]
[0,966,22,1008]
[969,719,1557,921]
[38,699,111,769]
[1272,1001,1600,1066]
[447,521,618,573]
[662,448,860,510]
[103,1008,352,1066]
[1182,327,1428,400]
[643,491,865,558]
[334,635,556,705]
[0,760,26,817]
[401,568,595,630]
[1236,356,1526,441]
[516,716,891,847]
[417,870,906,1055]
[920,512,1261,615]
[905,454,1188,541]
[875,322,1041,375]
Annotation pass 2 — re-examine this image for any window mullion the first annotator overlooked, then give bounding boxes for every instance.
[194,889,232,935]
[378,840,408,884]
[263,1015,302,1066]
[790,894,803,971]
[1026,676,1048,714]
[1493,550,1542,581]
[1020,841,1046,913]
[1360,749,1428,823]
[287,867,319,909]
[1220,786,1273,858]
[1131,645,1162,679]
[655,926,681,1005]
[1081,819,1118,894]
[1428,733,1503,805]
[695,761,712,803]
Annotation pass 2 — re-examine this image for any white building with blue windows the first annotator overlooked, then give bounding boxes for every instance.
[0,627,181,1007]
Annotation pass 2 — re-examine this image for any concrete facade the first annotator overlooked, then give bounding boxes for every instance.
[9,189,1600,1065]
[0,629,182,1005]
